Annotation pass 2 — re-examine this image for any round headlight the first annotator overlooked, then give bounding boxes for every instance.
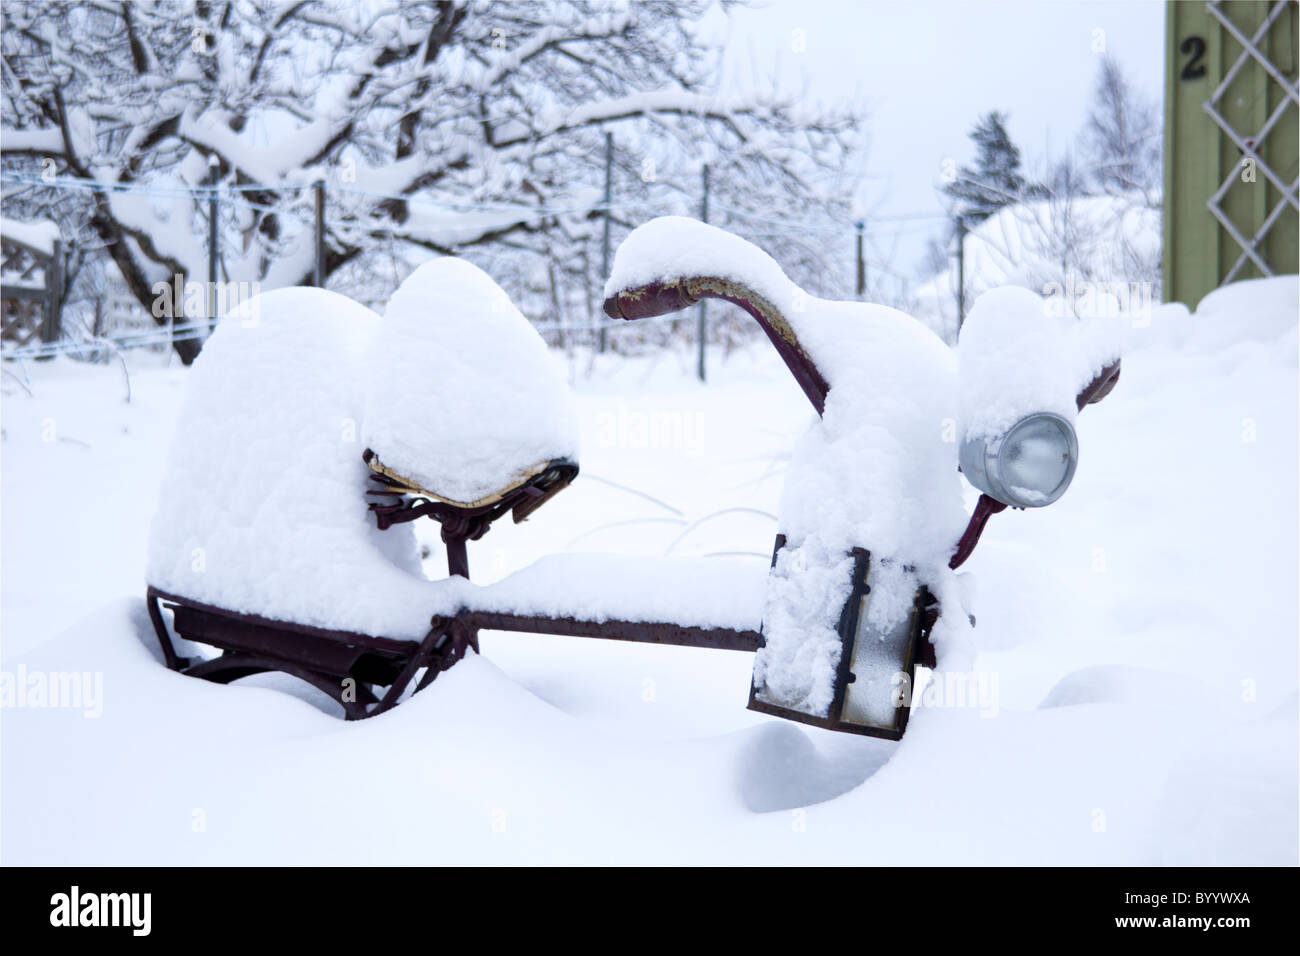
[959,412,1078,508]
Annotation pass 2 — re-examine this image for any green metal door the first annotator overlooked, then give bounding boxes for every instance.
[1163,1,1299,306]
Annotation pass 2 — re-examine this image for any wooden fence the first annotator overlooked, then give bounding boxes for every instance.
[1,230,63,350]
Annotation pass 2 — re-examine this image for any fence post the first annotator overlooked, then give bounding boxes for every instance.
[41,238,62,346]
[599,132,612,354]
[697,162,709,383]
[955,214,967,331]
[855,220,866,299]
[314,180,326,288]
[580,244,593,358]
[207,154,219,329]
[547,258,564,351]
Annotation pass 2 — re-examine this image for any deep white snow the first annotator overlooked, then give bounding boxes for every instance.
[1,273,1296,865]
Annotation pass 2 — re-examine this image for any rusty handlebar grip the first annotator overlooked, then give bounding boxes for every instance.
[603,280,700,321]
[1075,359,1122,410]
[603,276,830,415]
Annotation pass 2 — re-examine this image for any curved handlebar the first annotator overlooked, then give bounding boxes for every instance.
[604,277,831,416]
[606,277,1123,423]
[1076,359,1121,409]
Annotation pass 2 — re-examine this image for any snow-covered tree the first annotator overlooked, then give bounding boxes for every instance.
[1,1,863,362]
[1081,55,1160,202]
[942,110,1026,225]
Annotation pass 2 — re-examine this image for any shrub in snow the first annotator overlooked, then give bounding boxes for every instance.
[913,195,1160,343]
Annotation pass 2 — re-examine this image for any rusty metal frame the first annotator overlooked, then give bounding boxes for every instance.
[364,450,578,578]
[462,610,761,652]
[146,581,763,719]
[146,586,467,720]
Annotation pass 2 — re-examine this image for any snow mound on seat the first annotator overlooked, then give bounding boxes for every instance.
[147,288,459,640]
[362,258,579,504]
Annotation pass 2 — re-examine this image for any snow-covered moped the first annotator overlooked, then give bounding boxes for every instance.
[146,217,1120,738]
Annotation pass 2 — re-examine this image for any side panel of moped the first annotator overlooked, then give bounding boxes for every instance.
[747,541,929,740]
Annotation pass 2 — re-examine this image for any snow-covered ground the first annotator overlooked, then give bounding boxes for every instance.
[2,276,1296,864]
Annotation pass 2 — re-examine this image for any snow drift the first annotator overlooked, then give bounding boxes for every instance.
[1,273,1295,864]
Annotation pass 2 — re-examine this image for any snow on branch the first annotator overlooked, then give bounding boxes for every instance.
[2,0,865,363]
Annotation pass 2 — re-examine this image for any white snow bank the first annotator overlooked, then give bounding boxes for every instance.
[1187,275,1300,349]
[5,599,1291,864]
[464,553,766,631]
[147,287,460,640]
[362,258,579,504]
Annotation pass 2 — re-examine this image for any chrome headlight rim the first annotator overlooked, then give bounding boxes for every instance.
[963,411,1079,509]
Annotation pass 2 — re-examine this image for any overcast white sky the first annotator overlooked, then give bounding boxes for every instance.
[715,0,1166,276]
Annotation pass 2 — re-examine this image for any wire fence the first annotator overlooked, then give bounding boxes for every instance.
[1,171,950,230]
[0,169,960,364]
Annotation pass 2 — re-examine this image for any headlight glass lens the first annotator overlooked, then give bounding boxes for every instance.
[999,415,1074,505]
